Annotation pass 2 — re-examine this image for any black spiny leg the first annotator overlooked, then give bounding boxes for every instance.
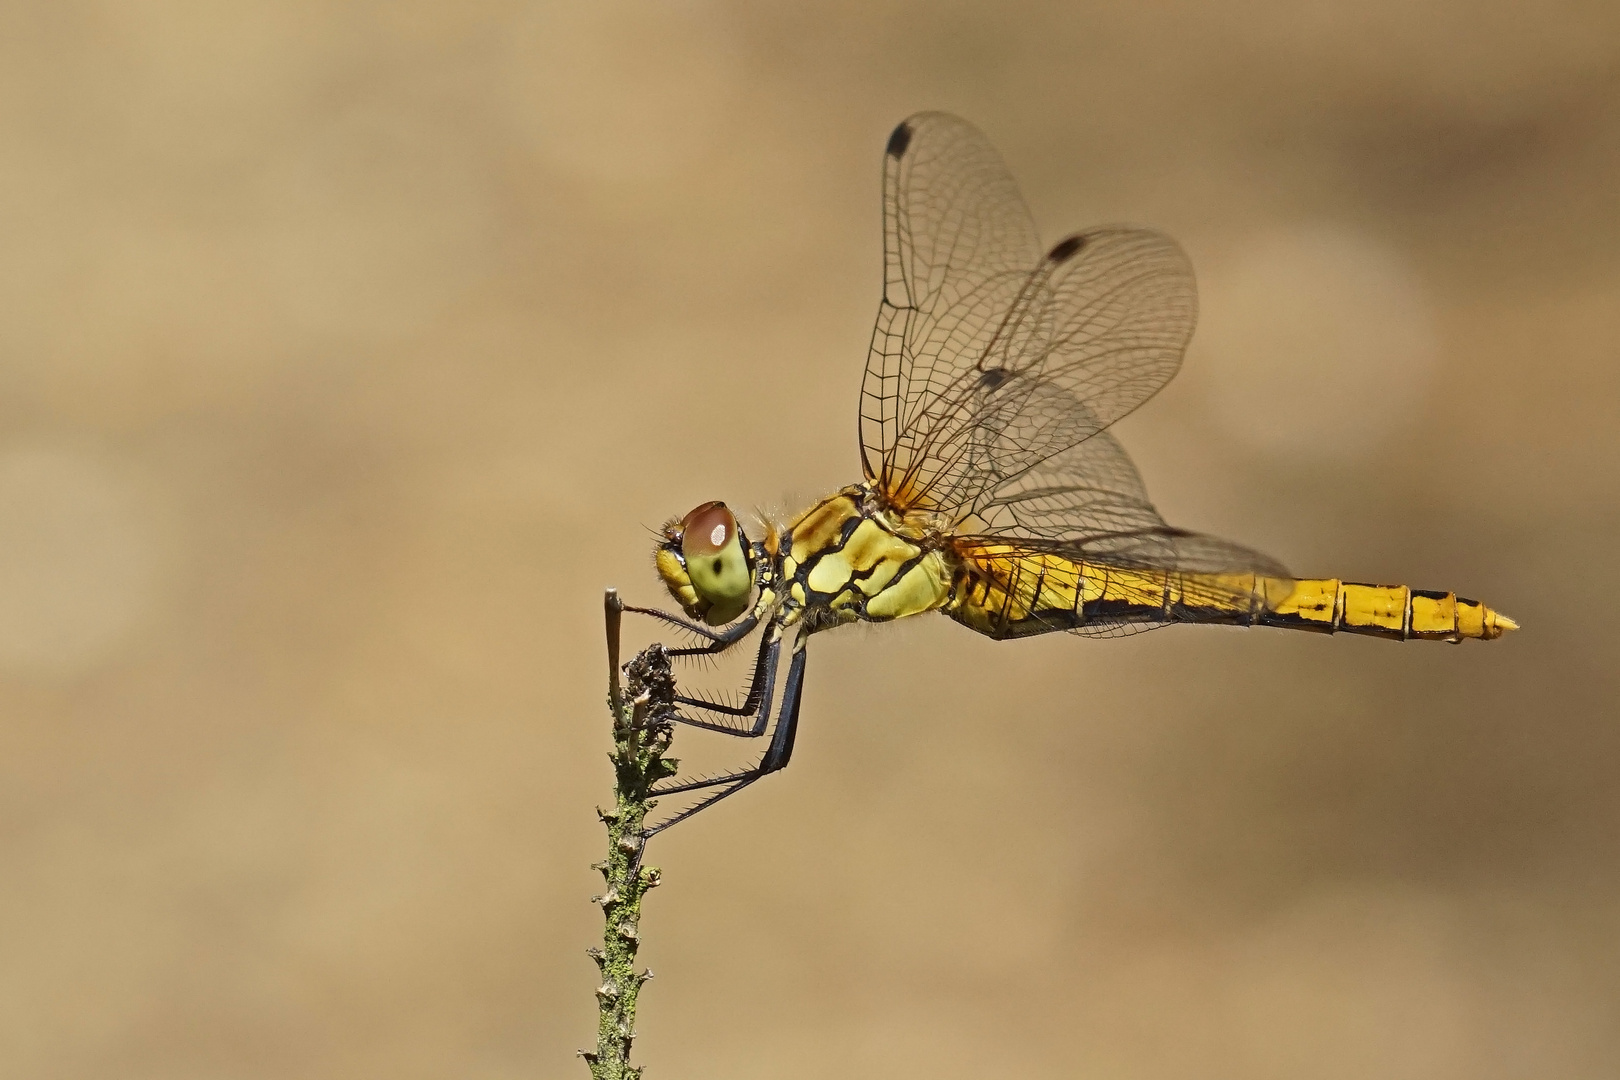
[621,603,758,657]
[645,633,809,837]
[668,626,779,735]
[621,602,775,732]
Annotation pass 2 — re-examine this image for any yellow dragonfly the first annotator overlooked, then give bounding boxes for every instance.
[627,112,1516,833]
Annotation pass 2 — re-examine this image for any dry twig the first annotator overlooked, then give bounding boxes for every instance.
[583,590,678,1080]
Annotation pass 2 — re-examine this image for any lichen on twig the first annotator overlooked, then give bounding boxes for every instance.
[583,589,679,1080]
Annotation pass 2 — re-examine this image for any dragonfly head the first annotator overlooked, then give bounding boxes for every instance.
[655,501,755,626]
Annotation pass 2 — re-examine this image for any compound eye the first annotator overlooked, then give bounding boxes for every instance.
[680,502,752,624]
[681,501,737,557]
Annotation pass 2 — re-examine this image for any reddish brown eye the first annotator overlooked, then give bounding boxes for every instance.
[680,501,736,558]
[674,500,752,625]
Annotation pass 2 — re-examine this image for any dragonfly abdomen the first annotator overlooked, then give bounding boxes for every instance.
[946,549,1515,642]
[1250,578,1516,641]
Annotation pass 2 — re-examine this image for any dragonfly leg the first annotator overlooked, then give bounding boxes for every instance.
[672,627,778,732]
[622,603,758,656]
[645,636,808,837]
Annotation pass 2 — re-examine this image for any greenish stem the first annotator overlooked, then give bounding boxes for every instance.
[584,590,678,1080]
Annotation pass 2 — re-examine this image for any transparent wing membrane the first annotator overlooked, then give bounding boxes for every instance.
[861,110,1285,622]
[973,431,1289,575]
[861,113,1042,496]
[863,114,1196,522]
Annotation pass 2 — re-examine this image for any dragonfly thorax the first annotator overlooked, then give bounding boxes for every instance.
[777,486,956,632]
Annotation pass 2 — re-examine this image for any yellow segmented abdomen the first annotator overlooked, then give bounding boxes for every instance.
[1253,577,1516,641]
[947,548,1517,642]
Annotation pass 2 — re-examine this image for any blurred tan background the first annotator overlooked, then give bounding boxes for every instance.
[1,2,1617,1077]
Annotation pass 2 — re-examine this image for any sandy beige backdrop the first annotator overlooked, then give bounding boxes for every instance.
[1,2,1617,1078]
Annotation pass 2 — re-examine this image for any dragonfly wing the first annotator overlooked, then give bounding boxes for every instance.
[864,113,1284,642]
[1093,530,1291,578]
[1058,529,1292,640]
[972,426,1290,575]
[973,422,1161,541]
[949,432,1290,641]
[861,117,1196,518]
[905,226,1196,519]
[1061,540,1274,638]
[860,113,1043,499]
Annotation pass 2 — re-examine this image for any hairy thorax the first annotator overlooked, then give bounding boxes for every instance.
[773,484,956,633]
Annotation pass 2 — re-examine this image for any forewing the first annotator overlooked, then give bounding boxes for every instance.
[860,113,1043,494]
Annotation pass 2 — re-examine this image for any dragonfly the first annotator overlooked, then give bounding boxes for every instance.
[625,112,1517,834]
